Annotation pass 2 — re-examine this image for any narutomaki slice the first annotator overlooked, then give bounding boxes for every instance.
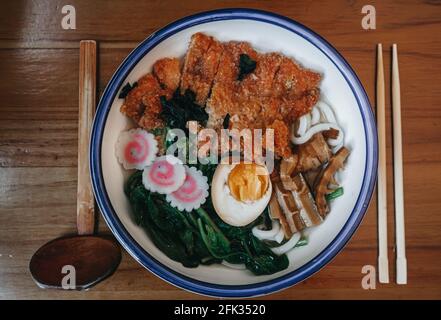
[166,166,209,212]
[142,155,186,194]
[115,128,158,170]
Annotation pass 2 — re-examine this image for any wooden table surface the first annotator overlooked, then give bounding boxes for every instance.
[1,0,440,300]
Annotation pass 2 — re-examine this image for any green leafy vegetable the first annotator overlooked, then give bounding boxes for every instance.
[198,202,289,275]
[261,207,273,230]
[160,89,208,131]
[238,54,257,81]
[125,170,289,275]
[118,82,138,99]
[325,187,344,201]
[124,170,143,197]
[241,234,289,275]
[197,219,230,258]
[223,113,230,129]
[125,175,208,267]
[295,235,309,247]
[192,161,217,184]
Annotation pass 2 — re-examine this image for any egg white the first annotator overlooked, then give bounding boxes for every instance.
[211,164,272,227]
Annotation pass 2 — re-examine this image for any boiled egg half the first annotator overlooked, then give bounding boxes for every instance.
[211,163,272,227]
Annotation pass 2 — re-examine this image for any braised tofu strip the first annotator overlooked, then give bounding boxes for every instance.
[295,133,332,172]
[269,191,293,239]
[272,174,323,237]
[314,147,350,217]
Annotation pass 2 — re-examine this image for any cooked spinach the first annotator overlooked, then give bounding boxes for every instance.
[118,82,138,99]
[197,219,229,258]
[242,234,289,275]
[222,113,230,129]
[125,170,289,275]
[261,207,273,230]
[238,54,257,81]
[192,161,217,184]
[160,89,208,131]
[325,187,344,201]
[295,235,309,247]
[200,201,288,275]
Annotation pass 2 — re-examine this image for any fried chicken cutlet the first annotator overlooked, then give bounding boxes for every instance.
[206,47,321,129]
[274,56,321,120]
[152,57,181,92]
[120,57,181,130]
[121,33,321,159]
[204,37,321,157]
[180,33,223,106]
[206,40,259,129]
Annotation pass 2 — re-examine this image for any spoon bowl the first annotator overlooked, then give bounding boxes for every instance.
[30,235,121,290]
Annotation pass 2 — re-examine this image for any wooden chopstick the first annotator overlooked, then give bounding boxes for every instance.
[376,43,390,283]
[77,40,97,236]
[392,44,407,284]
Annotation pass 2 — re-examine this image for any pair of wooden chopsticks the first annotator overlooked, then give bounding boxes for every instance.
[377,44,407,284]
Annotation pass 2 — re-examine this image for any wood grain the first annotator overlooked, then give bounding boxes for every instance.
[376,43,390,284]
[1,0,441,299]
[391,44,407,284]
[77,40,96,235]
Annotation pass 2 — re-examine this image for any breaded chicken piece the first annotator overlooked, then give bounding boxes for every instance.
[120,73,167,130]
[213,40,258,83]
[240,52,282,97]
[121,57,180,130]
[152,57,181,91]
[273,56,320,96]
[207,42,295,158]
[233,53,284,128]
[204,36,322,158]
[266,119,293,158]
[231,54,283,131]
[120,74,159,123]
[180,33,224,106]
[273,56,321,120]
[206,41,258,129]
[280,88,320,120]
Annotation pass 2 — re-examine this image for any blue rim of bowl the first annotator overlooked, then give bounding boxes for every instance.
[90,8,378,298]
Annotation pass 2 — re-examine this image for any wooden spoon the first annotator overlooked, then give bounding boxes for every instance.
[29,41,121,290]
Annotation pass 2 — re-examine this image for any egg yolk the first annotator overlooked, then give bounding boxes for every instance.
[228,163,269,202]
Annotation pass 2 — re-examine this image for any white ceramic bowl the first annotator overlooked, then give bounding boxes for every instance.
[90,9,377,297]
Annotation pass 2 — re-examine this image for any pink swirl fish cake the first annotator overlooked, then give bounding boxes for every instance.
[166,166,209,212]
[142,155,186,194]
[115,128,158,170]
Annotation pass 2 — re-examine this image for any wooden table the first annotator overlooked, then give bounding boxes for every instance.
[1,0,440,300]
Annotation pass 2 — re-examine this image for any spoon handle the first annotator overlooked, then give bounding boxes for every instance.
[77,40,97,235]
